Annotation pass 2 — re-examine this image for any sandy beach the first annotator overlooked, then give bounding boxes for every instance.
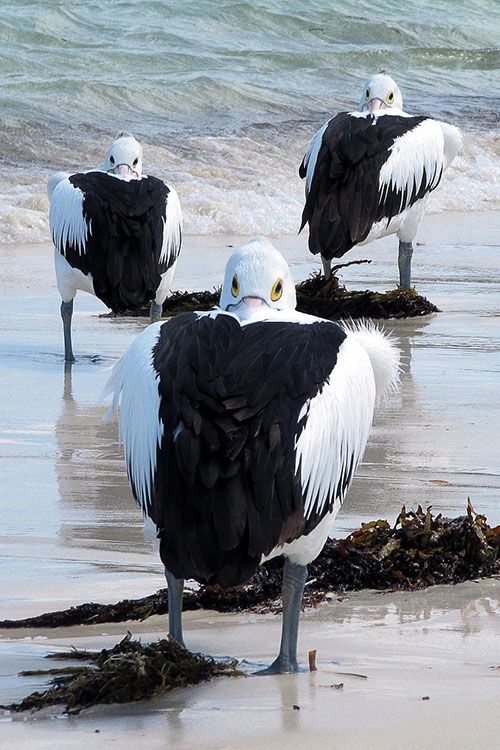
[1,211,499,748]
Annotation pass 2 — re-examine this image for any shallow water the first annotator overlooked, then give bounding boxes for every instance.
[0,212,499,621]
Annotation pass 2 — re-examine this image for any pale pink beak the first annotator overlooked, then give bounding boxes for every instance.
[226,296,269,321]
[368,98,385,113]
[227,296,267,311]
[241,296,266,307]
[108,163,138,179]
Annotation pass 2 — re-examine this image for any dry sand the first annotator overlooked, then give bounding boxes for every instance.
[0,211,499,748]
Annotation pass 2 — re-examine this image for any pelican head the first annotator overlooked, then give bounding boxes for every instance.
[102,132,143,180]
[219,237,296,319]
[360,73,403,113]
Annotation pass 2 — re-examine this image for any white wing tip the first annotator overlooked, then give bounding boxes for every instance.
[439,121,463,164]
[100,371,121,423]
[47,172,69,201]
[342,319,401,401]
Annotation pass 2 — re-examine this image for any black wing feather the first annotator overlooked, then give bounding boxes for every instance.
[62,172,172,312]
[300,112,433,260]
[142,312,346,588]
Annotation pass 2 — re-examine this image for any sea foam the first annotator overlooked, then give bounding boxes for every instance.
[0,130,497,245]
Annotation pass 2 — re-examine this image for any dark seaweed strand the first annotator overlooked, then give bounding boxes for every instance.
[1,504,498,630]
[0,634,242,714]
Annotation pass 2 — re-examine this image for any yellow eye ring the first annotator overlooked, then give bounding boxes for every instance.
[386,91,394,104]
[231,273,240,298]
[270,278,283,302]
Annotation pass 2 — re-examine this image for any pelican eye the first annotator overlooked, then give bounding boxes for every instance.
[109,155,115,165]
[365,88,370,99]
[386,91,394,104]
[270,278,283,302]
[132,158,138,168]
[231,273,240,298]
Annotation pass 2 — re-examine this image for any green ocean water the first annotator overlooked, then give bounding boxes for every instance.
[0,0,498,239]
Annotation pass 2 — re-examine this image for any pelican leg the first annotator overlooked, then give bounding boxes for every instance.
[398,241,414,289]
[60,300,75,363]
[150,300,163,323]
[321,256,332,280]
[256,559,308,675]
[165,567,186,648]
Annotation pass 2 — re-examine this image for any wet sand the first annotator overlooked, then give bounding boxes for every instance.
[1,581,499,749]
[0,211,499,747]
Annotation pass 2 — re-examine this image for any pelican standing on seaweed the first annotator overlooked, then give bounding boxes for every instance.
[300,73,462,288]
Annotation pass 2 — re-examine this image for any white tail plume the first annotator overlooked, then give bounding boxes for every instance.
[342,320,400,401]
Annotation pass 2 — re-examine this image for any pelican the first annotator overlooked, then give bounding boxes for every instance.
[105,237,399,673]
[299,73,462,288]
[48,132,182,362]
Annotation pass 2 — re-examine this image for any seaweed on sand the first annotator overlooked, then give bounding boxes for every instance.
[199,500,500,612]
[0,591,173,629]
[294,266,439,320]
[300,499,500,602]
[0,633,241,714]
[1,502,497,629]
[104,261,438,320]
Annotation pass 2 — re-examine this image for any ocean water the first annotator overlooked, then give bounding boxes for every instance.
[0,0,498,242]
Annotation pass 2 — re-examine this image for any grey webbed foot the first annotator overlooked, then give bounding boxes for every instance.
[255,656,300,676]
[255,559,308,676]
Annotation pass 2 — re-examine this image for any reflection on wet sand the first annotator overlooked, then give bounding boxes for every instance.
[279,675,302,734]
[340,315,433,531]
[314,580,499,636]
[55,364,151,554]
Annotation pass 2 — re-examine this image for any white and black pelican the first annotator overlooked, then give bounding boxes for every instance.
[48,132,182,362]
[105,237,399,673]
[299,73,462,288]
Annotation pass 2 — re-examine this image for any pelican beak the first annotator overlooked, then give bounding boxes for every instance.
[116,164,131,177]
[227,296,267,311]
[225,296,270,319]
[108,164,138,180]
[368,98,385,113]
[113,164,135,178]
[240,296,267,308]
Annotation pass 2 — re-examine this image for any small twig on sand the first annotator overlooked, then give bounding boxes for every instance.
[308,649,318,672]
[329,258,372,275]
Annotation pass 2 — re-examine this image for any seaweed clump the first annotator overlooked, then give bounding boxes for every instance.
[0,591,172,629]
[105,262,438,321]
[201,501,500,612]
[1,503,497,629]
[0,633,241,714]
[295,271,438,320]
[304,501,500,598]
